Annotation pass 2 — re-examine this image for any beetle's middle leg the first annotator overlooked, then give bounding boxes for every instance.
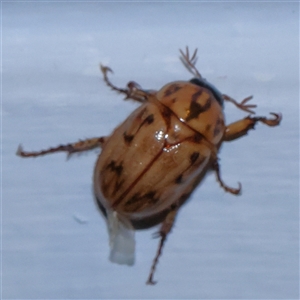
[16,136,107,159]
[146,206,178,285]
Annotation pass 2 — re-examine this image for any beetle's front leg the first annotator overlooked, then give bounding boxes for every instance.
[100,65,149,103]
[224,113,282,142]
[146,207,178,285]
[16,136,108,159]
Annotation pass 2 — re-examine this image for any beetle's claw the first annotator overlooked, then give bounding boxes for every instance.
[100,64,113,75]
[146,278,157,285]
[260,113,282,126]
[230,182,242,195]
[16,144,24,157]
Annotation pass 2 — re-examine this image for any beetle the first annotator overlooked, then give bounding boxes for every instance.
[17,47,282,285]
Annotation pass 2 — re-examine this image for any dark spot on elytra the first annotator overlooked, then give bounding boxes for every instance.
[144,191,156,198]
[106,160,123,177]
[193,132,203,143]
[213,117,224,137]
[175,174,183,184]
[111,178,125,197]
[123,114,154,145]
[161,107,172,128]
[206,124,212,132]
[190,152,200,165]
[186,92,212,122]
[126,193,140,205]
[123,132,134,144]
[145,114,154,124]
[125,191,159,212]
[163,84,182,97]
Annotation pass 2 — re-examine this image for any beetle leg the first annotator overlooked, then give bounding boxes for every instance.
[146,207,178,285]
[179,46,203,79]
[222,94,257,114]
[16,136,107,159]
[100,65,149,103]
[224,113,282,142]
[212,160,242,195]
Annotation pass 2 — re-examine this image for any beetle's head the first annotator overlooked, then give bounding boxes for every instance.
[189,78,224,107]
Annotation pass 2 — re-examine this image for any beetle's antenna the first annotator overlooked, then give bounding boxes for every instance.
[179,46,202,79]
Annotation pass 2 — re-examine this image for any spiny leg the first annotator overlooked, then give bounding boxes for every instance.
[223,94,257,114]
[179,46,202,78]
[224,113,282,142]
[100,65,148,103]
[16,136,107,159]
[212,159,241,195]
[146,207,178,285]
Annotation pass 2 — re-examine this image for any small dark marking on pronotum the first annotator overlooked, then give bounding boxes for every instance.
[163,84,182,97]
[186,93,212,122]
[190,152,200,165]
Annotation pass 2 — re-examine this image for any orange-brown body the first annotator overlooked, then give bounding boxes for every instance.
[94,81,224,227]
[17,48,282,285]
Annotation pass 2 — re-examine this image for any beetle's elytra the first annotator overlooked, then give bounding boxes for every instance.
[17,47,282,285]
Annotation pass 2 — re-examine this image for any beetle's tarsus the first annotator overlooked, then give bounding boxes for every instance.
[146,234,166,285]
[213,160,242,195]
[100,64,147,103]
[147,208,178,285]
[16,137,106,158]
[223,94,257,114]
[255,112,282,127]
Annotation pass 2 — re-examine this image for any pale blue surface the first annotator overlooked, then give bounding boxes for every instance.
[2,2,299,299]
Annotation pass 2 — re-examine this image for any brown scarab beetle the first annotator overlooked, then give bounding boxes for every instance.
[17,47,282,284]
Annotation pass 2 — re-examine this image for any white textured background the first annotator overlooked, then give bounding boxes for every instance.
[2,2,299,299]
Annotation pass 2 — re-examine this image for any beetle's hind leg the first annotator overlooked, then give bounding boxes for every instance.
[213,160,242,195]
[17,136,107,159]
[146,207,178,285]
[100,65,149,103]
